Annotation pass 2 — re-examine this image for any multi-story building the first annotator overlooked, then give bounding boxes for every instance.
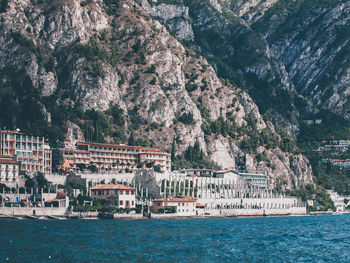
[314,140,350,152]
[0,155,23,188]
[61,142,171,172]
[0,130,52,175]
[214,170,243,183]
[237,172,268,188]
[90,184,136,209]
[152,196,196,216]
[61,148,90,170]
[328,140,350,146]
[321,158,350,168]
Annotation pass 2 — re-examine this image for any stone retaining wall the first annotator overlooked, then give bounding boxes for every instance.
[0,207,68,216]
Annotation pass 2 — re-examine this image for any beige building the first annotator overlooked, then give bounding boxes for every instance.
[153,196,196,216]
[90,184,136,209]
[61,142,171,172]
[0,155,23,188]
[214,170,242,182]
[0,130,52,175]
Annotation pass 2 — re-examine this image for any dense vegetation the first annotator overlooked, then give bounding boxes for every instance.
[286,184,335,212]
[295,108,350,195]
[297,109,350,151]
[171,140,219,170]
[306,153,350,195]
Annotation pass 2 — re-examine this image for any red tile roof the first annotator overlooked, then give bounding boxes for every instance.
[196,203,206,208]
[153,196,196,203]
[90,184,136,190]
[215,169,232,174]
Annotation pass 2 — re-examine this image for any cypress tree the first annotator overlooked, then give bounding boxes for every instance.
[171,137,176,161]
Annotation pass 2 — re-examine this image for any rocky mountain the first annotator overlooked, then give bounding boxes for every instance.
[142,0,350,130]
[0,0,316,190]
[252,0,350,120]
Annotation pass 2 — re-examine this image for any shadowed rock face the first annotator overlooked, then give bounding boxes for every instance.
[0,0,315,190]
[151,0,350,121]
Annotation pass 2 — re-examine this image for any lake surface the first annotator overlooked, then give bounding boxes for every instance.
[0,215,349,262]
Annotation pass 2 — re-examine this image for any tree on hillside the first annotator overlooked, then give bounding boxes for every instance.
[52,149,63,172]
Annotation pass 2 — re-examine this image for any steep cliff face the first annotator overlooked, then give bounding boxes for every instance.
[252,0,350,120]
[218,0,279,25]
[142,0,302,135]
[143,0,350,131]
[0,0,314,189]
[187,0,350,121]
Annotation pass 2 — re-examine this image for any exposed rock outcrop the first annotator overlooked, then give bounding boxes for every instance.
[0,0,315,190]
[65,121,85,149]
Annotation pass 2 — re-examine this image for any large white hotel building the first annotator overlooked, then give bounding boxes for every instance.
[61,142,171,172]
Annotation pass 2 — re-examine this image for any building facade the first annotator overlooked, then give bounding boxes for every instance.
[321,158,350,168]
[61,142,171,172]
[152,196,196,216]
[314,140,350,152]
[0,130,52,175]
[0,155,23,188]
[237,172,267,188]
[214,170,242,183]
[90,184,136,209]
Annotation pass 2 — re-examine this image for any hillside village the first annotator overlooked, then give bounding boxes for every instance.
[0,128,316,218]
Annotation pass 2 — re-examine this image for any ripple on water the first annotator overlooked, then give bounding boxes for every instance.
[0,215,350,262]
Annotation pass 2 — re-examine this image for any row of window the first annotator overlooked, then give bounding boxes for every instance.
[0,165,17,170]
[20,165,45,172]
[0,172,17,178]
[119,200,134,206]
[16,151,47,157]
[15,144,43,150]
[7,134,43,142]
[178,202,194,206]
[178,209,195,213]
[17,159,45,164]
[89,146,140,152]
[90,158,137,164]
[91,152,138,158]
[95,190,135,195]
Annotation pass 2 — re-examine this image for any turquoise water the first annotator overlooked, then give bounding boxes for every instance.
[0,215,350,262]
